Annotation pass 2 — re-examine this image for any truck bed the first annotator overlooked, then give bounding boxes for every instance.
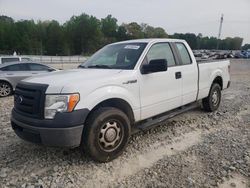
[197,59,230,100]
[196,58,230,64]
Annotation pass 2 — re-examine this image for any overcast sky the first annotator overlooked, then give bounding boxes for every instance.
[1,0,250,44]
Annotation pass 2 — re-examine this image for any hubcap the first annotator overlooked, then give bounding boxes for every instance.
[105,128,117,142]
[99,120,122,152]
[0,83,11,97]
[211,90,219,106]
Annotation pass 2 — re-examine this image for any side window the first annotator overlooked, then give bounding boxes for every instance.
[2,58,20,64]
[175,43,192,65]
[146,43,176,67]
[1,64,29,71]
[28,64,49,71]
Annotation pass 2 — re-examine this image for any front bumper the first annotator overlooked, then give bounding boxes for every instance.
[11,108,89,147]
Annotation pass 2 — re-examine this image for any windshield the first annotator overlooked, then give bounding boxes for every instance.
[79,42,147,70]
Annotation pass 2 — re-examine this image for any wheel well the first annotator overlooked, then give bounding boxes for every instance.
[89,98,135,124]
[212,76,223,89]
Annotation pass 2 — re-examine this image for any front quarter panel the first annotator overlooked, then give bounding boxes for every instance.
[69,71,141,122]
[77,84,141,121]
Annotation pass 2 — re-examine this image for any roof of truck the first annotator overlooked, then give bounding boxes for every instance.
[113,38,186,45]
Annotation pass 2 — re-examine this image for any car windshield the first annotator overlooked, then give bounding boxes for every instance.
[79,42,147,70]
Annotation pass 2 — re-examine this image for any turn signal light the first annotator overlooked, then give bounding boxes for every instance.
[68,94,80,112]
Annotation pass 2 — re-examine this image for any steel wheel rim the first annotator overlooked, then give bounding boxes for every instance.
[0,83,11,97]
[211,90,219,106]
[99,120,123,152]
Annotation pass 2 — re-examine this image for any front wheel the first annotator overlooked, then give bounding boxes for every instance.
[82,107,131,162]
[202,83,222,112]
[0,81,13,97]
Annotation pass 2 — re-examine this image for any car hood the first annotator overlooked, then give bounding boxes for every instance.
[23,69,123,93]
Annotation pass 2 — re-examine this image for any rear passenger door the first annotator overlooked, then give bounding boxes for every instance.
[174,42,198,105]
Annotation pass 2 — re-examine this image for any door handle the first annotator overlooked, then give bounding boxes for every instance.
[175,72,182,79]
[32,73,38,74]
[6,73,13,75]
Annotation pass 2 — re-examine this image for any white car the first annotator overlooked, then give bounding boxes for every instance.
[0,56,32,64]
[11,39,230,162]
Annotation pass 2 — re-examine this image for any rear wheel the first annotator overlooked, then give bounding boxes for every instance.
[202,83,221,112]
[0,81,13,97]
[82,107,131,162]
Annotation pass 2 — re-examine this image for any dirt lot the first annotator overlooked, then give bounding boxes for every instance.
[0,59,249,188]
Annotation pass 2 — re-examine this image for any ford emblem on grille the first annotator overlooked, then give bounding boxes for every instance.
[15,95,23,104]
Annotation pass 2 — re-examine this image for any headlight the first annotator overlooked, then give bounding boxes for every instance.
[44,94,80,119]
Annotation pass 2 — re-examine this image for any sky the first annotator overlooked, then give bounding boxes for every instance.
[1,0,250,44]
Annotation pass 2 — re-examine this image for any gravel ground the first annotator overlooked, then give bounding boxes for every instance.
[0,59,249,188]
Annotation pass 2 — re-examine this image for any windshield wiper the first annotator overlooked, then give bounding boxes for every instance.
[87,65,112,69]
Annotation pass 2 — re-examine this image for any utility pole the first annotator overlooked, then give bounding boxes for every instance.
[217,14,224,50]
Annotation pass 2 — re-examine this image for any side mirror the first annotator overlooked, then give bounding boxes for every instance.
[141,59,168,74]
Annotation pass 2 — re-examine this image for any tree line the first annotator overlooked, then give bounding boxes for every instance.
[0,14,247,56]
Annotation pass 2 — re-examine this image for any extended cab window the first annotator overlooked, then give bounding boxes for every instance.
[146,43,176,67]
[175,43,192,65]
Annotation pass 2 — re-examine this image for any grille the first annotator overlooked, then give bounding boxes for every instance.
[14,82,48,119]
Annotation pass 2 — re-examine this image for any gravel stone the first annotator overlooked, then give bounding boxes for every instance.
[230,182,236,187]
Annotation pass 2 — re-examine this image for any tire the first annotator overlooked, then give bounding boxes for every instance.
[82,107,131,162]
[0,81,13,97]
[202,83,222,112]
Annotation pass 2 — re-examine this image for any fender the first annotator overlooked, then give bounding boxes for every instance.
[210,69,223,87]
[199,69,223,98]
[75,85,141,121]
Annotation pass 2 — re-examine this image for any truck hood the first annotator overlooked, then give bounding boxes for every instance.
[24,69,123,93]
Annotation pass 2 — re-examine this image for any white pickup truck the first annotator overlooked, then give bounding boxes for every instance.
[11,39,230,162]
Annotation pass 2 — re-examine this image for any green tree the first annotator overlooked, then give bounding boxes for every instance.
[141,24,168,38]
[14,20,39,54]
[64,14,102,55]
[116,25,128,41]
[0,14,246,55]
[45,20,64,55]
[101,15,118,41]
[242,44,250,50]
[0,16,16,54]
[124,22,144,39]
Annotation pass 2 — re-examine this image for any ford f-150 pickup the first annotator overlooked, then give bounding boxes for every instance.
[11,39,230,162]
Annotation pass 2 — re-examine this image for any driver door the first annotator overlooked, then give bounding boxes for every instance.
[138,43,182,120]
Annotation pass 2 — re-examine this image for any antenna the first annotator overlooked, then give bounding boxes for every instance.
[217,14,224,49]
